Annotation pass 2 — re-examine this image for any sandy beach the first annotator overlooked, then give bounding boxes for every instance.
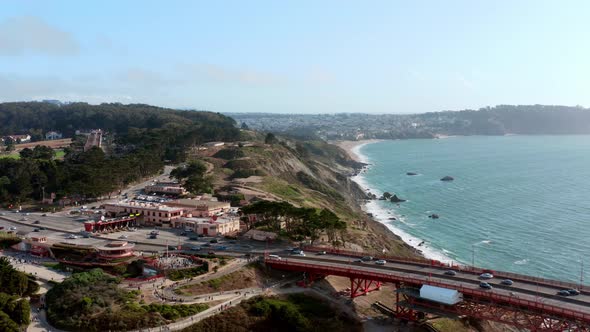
[331,139,383,162]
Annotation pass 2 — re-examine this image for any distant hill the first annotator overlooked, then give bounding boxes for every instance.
[229,105,590,140]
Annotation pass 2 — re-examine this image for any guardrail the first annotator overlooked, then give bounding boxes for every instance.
[265,257,590,323]
[303,246,585,291]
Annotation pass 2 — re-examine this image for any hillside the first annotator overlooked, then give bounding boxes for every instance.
[203,134,417,256]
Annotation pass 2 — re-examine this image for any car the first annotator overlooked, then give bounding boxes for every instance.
[9,226,17,230]
[202,243,211,247]
[0,212,5,216]
[41,213,47,216]
[33,220,40,224]
[119,235,128,239]
[353,259,363,263]
[292,252,306,257]
[180,232,187,236]
[207,251,216,255]
[444,270,457,276]
[501,279,513,286]
[39,227,46,230]
[210,239,219,243]
[558,290,571,296]
[149,234,157,239]
[20,217,27,221]
[479,273,494,279]
[150,230,159,235]
[317,251,327,255]
[361,256,373,261]
[568,289,581,296]
[198,234,204,237]
[24,213,30,216]
[33,228,40,232]
[479,282,493,289]
[190,246,201,251]
[66,234,78,239]
[189,236,199,241]
[268,254,281,260]
[375,260,387,265]
[168,246,177,250]
[215,246,228,251]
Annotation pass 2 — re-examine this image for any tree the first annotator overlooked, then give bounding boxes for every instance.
[264,133,278,145]
[240,122,249,130]
[19,148,34,159]
[4,140,14,152]
[171,161,212,194]
[32,145,54,159]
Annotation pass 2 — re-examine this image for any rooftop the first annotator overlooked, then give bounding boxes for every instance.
[106,201,183,212]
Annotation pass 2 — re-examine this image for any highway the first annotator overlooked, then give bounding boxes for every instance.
[267,253,590,319]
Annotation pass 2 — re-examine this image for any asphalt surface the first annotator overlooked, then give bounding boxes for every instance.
[268,254,590,316]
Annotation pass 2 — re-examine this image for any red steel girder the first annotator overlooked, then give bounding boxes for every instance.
[350,277,382,298]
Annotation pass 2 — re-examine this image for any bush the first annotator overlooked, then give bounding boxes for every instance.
[212,148,245,160]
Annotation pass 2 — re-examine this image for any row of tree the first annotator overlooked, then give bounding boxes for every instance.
[240,201,346,244]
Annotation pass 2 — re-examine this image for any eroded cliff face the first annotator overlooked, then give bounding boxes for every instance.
[228,140,417,257]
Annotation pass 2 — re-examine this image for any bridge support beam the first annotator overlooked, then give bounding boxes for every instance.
[350,277,382,298]
[394,282,419,322]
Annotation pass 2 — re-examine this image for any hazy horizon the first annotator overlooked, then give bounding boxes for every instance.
[3,1,590,114]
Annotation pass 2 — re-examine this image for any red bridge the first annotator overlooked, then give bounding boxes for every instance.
[265,249,590,332]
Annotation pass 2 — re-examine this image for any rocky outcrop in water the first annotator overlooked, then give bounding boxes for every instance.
[440,176,454,181]
[390,195,406,203]
[406,172,418,176]
[428,214,440,219]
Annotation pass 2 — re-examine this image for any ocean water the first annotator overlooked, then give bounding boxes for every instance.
[354,135,590,284]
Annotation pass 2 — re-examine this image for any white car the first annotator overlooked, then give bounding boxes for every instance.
[119,235,129,239]
[66,234,78,239]
[480,273,494,279]
[375,260,387,265]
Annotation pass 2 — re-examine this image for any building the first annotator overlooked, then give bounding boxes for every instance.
[5,134,31,143]
[104,202,184,226]
[165,199,231,217]
[96,241,135,260]
[84,216,138,233]
[243,229,278,241]
[175,216,240,236]
[144,181,186,196]
[45,131,63,140]
[203,142,225,147]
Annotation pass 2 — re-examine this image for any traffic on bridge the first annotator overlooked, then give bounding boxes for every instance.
[265,247,590,332]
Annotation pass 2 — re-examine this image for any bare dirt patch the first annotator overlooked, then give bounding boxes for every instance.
[176,264,266,295]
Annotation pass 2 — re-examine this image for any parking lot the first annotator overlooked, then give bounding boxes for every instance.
[0,209,284,255]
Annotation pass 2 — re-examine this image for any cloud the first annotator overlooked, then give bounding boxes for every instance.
[0,16,79,56]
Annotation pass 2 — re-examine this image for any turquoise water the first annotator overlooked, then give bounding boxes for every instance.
[357,135,590,284]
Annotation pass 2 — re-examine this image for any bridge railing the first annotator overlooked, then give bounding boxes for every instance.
[304,246,585,291]
[265,257,590,323]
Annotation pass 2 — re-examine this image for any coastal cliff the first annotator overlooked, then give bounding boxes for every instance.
[205,134,418,257]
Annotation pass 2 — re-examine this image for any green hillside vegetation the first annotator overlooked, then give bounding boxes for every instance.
[0,102,239,204]
[0,257,37,331]
[181,294,362,332]
[45,269,208,331]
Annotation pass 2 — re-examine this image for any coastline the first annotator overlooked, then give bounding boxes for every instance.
[338,139,455,263]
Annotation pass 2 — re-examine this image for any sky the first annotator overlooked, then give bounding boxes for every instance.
[1,1,590,114]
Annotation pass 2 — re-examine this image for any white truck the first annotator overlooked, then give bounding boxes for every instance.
[419,285,463,305]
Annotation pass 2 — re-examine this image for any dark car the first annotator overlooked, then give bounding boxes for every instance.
[501,279,513,286]
[33,220,40,224]
[568,289,581,296]
[444,270,457,276]
[41,213,47,217]
[208,251,215,255]
[210,239,218,243]
[361,256,373,261]
[203,243,211,247]
[180,232,187,236]
[168,246,177,250]
[33,228,40,232]
[189,236,199,241]
[149,234,157,239]
[479,282,493,289]
[558,290,571,296]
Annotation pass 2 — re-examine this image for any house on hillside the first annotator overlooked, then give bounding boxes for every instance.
[45,131,63,140]
[5,134,31,143]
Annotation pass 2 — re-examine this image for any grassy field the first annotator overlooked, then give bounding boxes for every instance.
[0,152,20,159]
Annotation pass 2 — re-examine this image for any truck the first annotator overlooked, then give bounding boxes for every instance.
[419,285,463,305]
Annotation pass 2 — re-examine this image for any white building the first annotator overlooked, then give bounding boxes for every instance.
[174,217,240,236]
[45,131,63,140]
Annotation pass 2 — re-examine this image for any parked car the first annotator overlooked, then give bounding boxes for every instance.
[190,246,201,251]
[568,289,581,296]
[33,220,40,224]
[202,243,211,247]
[66,234,78,239]
[119,235,128,239]
[361,256,373,261]
[149,234,157,239]
[33,228,40,232]
[41,213,47,216]
[180,232,187,236]
[9,226,17,230]
[479,282,493,289]
[210,239,219,243]
[501,279,513,286]
[317,251,327,255]
[375,260,387,265]
[207,251,216,255]
[479,273,494,279]
[558,290,571,296]
[444,270,457,276]
[168,246,177,250]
